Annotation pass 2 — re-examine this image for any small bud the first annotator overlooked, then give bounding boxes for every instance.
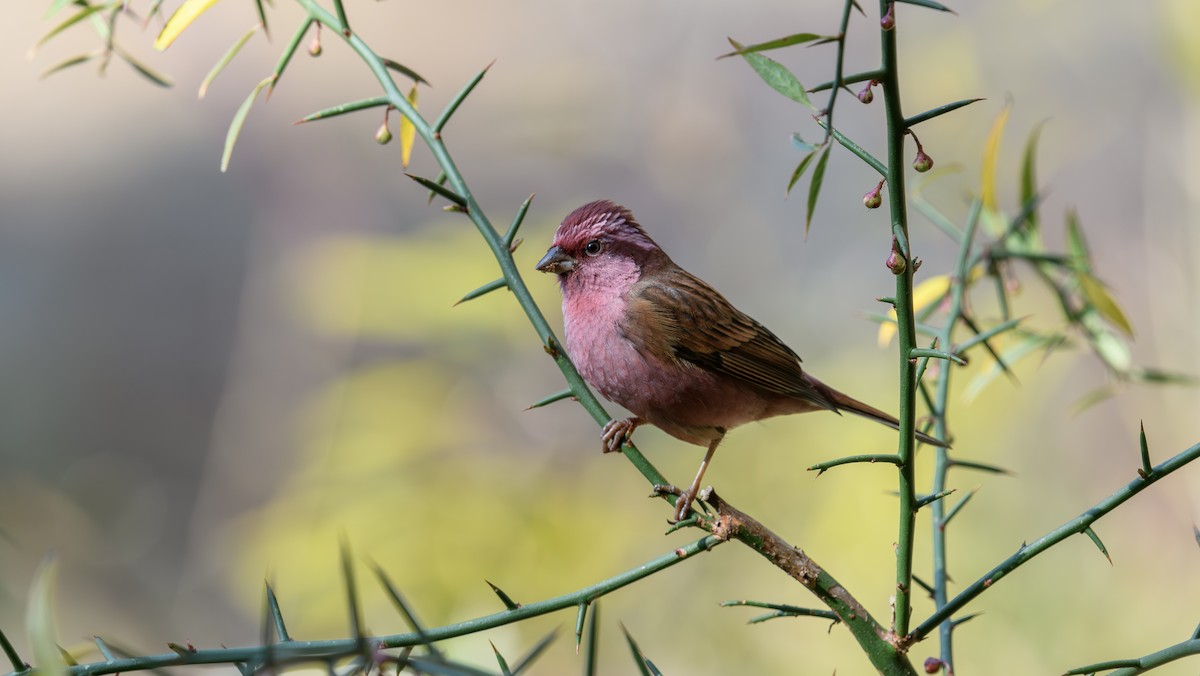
[923,657,944,674]
[375,122,392,144]
[308,35,322,57]
[857,83,874,104]
[913,149,934,172]
[863,178,885,209]
[886,249,906,275]
[881,3,896,30]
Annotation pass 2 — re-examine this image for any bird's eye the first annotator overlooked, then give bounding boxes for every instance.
[584,240,603,257]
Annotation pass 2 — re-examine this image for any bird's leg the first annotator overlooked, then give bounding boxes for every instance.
[673,436,722,522]
[601,417,642,453]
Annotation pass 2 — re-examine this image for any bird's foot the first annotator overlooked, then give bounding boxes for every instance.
[651,484,696,524]
[601,417,641,453]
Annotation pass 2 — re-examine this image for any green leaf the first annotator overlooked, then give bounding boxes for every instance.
[370,562,445,659]
[1064,208,1090,270]
[39,50,100,79]
[199,24,259,99]
[1129,367,1200,385]
[1083,313,1132,372]
[31,2,109,55]
[434,61,493,133]
[45,0,78,19]
[269,18,312,96]
[785,149,818,196]
[486,580,521,610]
[805,144,832,235]
[26,557,66,676]
[489,642,513,676]
[297,97,390,123]
[221,75,274,172]
[717,33,826,59]
[1070,385,1117,415]
[405,173,467,207]
[382,58,430,86]
[1019,122,1046,234]
[619,623,656,676]
[511,630,556,675]
[1079,274,1134,337]
[727,39,814,110]
[112,45,173,88]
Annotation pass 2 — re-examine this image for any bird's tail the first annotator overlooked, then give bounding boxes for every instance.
[816,381,950,448]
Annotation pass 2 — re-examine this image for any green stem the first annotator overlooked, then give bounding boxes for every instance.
[877,0,918,638]
[910,441,1200,642]
[821,0,856,144]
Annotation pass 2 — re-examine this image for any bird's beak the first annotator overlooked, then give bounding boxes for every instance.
[536,245,575,274]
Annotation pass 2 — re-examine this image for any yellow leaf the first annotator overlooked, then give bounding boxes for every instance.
[154,0,223,51]
[980,103,1011,214]
[877,274,953,347]
[399,86,418,168]
[1080,274,1135,338]
[26,557,67,676]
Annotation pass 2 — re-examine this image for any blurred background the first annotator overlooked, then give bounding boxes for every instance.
[3,1,1200,673]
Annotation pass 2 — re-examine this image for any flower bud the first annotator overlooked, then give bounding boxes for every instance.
[923,657,944,674]
[857,83,874,104]
[308,35,323,57]
[881,3,896,30]
[886,249,906,275]
[863,179,885,209]
[913,149,933,172]
[375,122,392,145]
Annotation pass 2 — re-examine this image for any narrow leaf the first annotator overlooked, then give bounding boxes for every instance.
[405,173,466,207]
[340,540,363,639]
[1064,207,1090,268]
[370,562,444,658]
[505,194,535,247]
[804,144,831,235]
[486,581,521,610]
[948,459,1014,476]
[619,624,654,676]
[785,149,818,197]
[382,58,429,86]
[1130,367,1200,385]
[45,0,77,19]
[1019,122,1047,234]
[791,133,817,153]
[264,583,291,642]
[434,61,494,133]
[1079,274,1134,337]
[199,24,259,99]
[0,626,25,673]
[583,602,600,676]
[717,33,826,59]
[941,487,979,527]
[574,602,587,653]
[455,278,507,306]
[399,85,418,168]
[253,0,268,38]
[727,39,814,109]
[489,642,513,676]
[26,557,66,676]
[1082,526,1112,565]
[31,2,108,55]
[221,76,274,172]
[511,629,556,674]
[904,98,984,128]
[154,0,222,51]
[269,18,312,97]
[112,45,173,88]
[980,103,1011,214]
[1138,422,1152,478]
[297,97,390,123]
[39,51,100,79]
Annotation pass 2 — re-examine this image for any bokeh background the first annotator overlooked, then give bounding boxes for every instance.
[3,1,1200,673]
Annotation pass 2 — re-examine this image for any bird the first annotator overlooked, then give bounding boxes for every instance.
[536,200,946,522]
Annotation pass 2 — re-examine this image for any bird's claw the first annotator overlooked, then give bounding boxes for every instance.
[600,417,641,453]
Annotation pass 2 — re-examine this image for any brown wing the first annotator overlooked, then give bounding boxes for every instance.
[620,268,837,412]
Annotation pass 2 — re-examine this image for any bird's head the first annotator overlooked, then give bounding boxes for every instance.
[536,201,665,289]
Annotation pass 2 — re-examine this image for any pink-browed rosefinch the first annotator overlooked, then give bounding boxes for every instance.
[537,200,946,521]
